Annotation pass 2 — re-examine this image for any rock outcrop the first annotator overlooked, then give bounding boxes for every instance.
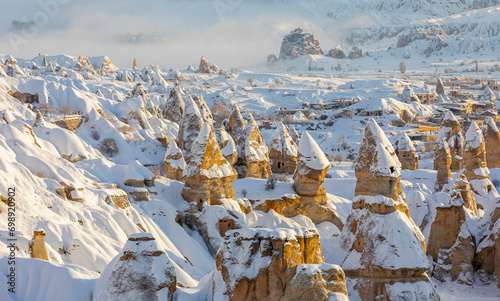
[427,179,477,285]
[293,131,329,200]
[237,114,271,179]
[341,119,438,301]
[226,103,246,146]
[480,87,497,102]
[280,28,323,58]
[435,111,463,171]
[182,123,237,206]
[435,138,452,192]
[269,122,298,174]
[218,126,238,165]
[463,122,496,209]
[199,56,211,74]
[463,122,489,182]
[94,233,176,301]
[163,141,186,181]
[30,230,49,261]
[401,85,421,103]
[292,132,343,228]
[395,132,419,170]
[476,201,500,288]
[164,88,185,124]
[485,117,500,169]
[213,228,348,301]
[178,96,204,159]
[436,77,445,95]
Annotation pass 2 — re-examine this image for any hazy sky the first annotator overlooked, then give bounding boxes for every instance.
[0,0,338,69]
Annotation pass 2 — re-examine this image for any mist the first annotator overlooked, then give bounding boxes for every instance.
[0,0,364,70]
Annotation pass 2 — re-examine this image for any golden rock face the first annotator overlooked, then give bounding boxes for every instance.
[427,204,475,285]
[485,120,500,169]
[30,230,49,261]
[214,228,348,301]
[182,124,237,205]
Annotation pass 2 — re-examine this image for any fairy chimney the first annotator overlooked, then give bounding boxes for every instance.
[436,77,445,95]
[178,96,203,160]
[340,119,438,301]
[485,117,500,169]
[182,123,237,206]
[163,141,186,181]
[463,122,489,181]
[213,228,348,301]
[93,233,177,301]
[353,119,406,211]
[435,111,463,171]
[269,122,298,174]
[288,126,300,144]
[226,103,246,146]
[427,180,477,286]
[435,138,452,192]
[32,109,46,128]
[218,126,238,165]
[463,122,496,208]
[199,56,211,74]
[238,114,271,179]
[133,58,138,69]
[476,200,500,288]
[395,132,418,170]
[480,87,497,102]
[293,131,329,199]
[30,230,49,261]
[164,88,185,124]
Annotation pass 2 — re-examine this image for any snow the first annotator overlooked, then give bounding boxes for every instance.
[464,122,484,151]
[1,46,500,300]
[298,131,330,170]
[269,122,298,157]
[397,131,416,152]
[341,209,429,271]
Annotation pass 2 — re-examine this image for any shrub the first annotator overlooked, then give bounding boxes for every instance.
[265,175,276,190]
[100,138,119,157]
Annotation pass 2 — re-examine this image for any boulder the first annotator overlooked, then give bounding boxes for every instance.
[280,28,323,58]
[485,117,500,169]
[182,123,237,206]
[269,122,298,174]
[395,132,419,170]
[435,111,463,171]
[213,228,348,301]
[94,233,176,301]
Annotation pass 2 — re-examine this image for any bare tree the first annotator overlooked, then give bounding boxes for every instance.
[475,59,479,73]
[59,105,73,119]
[247,77,255,87]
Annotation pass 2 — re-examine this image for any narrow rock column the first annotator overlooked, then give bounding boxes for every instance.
[30,230,49,261]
